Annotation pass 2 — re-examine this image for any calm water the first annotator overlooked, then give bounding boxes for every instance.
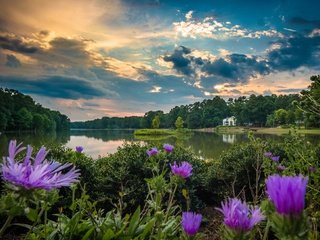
[0,130,319,160]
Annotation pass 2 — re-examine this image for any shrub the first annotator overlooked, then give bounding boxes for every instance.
[95,142,208,212]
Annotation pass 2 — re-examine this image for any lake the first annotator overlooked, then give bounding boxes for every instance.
[1,130,319,160]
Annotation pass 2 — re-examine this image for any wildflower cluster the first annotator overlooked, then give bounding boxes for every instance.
[2,140,80,190]
[264,151,285,171]
[146,143,202,237]
[0,140,313,239]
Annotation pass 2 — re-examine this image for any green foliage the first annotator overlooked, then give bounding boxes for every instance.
[134,129,177,135]
[1,142,208,239]
[151,115,160,129]
[2,132,320,239]
[71,87,309,129]
[299,75,320,127]
[0,112,8,130]
[15,107,33,130]
[0,88,69,132]
[175,116,184,129]
[94,143,207,212]
[206,135,266,204]
[262,133,320,236]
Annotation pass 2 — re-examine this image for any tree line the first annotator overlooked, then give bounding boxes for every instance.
[0,88,70,131]
[72,75,320,129]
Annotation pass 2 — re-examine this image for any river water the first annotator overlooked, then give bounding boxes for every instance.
[0,130,319,160]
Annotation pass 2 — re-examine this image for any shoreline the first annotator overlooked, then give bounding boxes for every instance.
[193,127,320,135]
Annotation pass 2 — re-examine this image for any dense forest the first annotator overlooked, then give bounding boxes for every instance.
[1,76,319,131]
[70,94,300,129]
[0,88,70,131]
[72,75,320,129]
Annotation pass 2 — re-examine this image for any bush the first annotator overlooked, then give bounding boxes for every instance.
[95,142,208,212]
[206,136,267,204]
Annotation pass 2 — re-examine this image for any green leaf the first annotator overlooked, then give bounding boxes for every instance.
[162,218,177,233]
[81,227,95,240]
[103,229,116,240]
[12,223,32,230]
[127,206,140,235]
[137,218,156,239]
[26,208,38,222]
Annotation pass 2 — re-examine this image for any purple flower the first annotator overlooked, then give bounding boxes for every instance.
[75,146,84,153]
[146,147,158,157]
[163,144,174,153]
[1,140,80,190]
[277,165,285,171]
[170,161,192,178]
[181,212,202,236]
[216,198,264,233]
[266,175,308,215]
[271,156,280,162]
[264,152,273,157]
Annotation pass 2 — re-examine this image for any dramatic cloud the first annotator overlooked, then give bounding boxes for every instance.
[0,35,38,53]
[163,46,270,85]
[267,34,320,71]
[0,75,107,99]
[0,0,319,120]
[163,46,193,75]
[5,54,21,68]
[289,17,320,28]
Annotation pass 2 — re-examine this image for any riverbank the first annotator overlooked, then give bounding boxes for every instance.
[253,127,320,135]
[194,127,320,135]
[134,128,192,136]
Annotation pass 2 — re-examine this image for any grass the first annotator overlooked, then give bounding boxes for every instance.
[213,126,246,133]
[134,128,192,136]
[254,127,320,135]
[205,126,320,135]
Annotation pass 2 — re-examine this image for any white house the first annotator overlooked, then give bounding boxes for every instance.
[222,116,236,126]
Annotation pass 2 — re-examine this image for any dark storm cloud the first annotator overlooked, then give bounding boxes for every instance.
[289,17,320,27]
[0,75,105,99]
[268,34,320,71]
[202,58,238,79]
[0,35,38,53]
[165,30,320,84]
[203,54,270,80]
[5,54,21,68]
[48,38,89,60]
[278,88,305,93]
[163,46,193,75]
[39,30,50,37]
[163,46,270,82]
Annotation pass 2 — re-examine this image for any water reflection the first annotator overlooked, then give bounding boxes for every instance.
[0,130,319,160]
[0,131,70,157]
[222,134,236,144]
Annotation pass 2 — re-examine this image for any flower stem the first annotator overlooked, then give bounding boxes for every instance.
[164,183,178,222]
[263,220,271,240]
[0,215,14,238]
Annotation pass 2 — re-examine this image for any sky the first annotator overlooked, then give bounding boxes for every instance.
[0,0,320,121]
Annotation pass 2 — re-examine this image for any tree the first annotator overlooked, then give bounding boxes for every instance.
[15,107,33,130]
[175,116,184,129]
[0,112,8,130]
[33,113,45,131]
[274,109,288,125]
[151,115,160,129]
[299,75,320,127]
